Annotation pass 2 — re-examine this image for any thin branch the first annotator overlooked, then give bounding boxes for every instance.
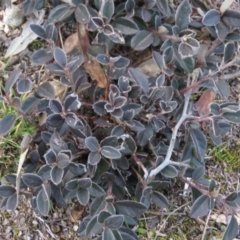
[201,210,212,240]
[146,75,193,180]
[220,69,240,80]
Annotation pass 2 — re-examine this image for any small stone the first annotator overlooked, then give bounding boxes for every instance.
[136,58,161,77]
[32,220,38,226]
[3,5,25,29]
[51,224,61,233]
[3,218,9,225]
[73,225,78,232]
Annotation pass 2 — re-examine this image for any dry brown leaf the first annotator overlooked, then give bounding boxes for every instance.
[77,23,108,89]
[63,32,78,54]
[195,89,215,116]
[84,57,108,88]
[69,208,84,222]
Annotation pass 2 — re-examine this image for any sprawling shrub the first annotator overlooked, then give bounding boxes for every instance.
[1,0,240,239]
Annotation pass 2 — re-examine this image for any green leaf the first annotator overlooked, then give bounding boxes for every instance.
[223,216,239,240]
[50,166,64,185]
[192,166,205,180]
[156,0,170,16]
[49,4,74,22]
[0,114,16,137]
[222,10,240,28]
[114,200,147,217]
[190,128,207,162]
[175,0,192,31]
[190,195,210,218]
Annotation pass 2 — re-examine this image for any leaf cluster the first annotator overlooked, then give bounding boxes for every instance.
[1,0,240,239]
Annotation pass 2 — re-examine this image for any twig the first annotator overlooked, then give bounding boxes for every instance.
[201,210,212,240]
[146,75,193,180]
[159,201,191,232]
[220,69,240,80]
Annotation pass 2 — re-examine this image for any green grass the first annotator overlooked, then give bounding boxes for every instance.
[211,142,240,171]
[0,101,36,176]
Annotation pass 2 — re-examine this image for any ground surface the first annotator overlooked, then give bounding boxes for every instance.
[1,1,240,240]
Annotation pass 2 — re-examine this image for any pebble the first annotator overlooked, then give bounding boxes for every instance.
[3,4,25,29]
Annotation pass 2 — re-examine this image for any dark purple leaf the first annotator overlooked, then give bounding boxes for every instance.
[105,215,124,230]
[6,193,18,210]
[16,78,32,94]
[86,215,103,236]
[75,4,90,24]
[21,96,40,113]
[103,229,115,240]
[91,17,104,28]
[54,47,67,67]
[175,0,192,30]
[46,113,65,128]
[223,216,239,240]
[103,24,114,35]
[88,182,106,197]
[36,82,55,99]
[156,0,170,16]
[57,152,69,168]
[0,114,16,136]
[30,24,47,39]
[131,30,154,51]
[22,173,43,187]
[36,189,49,216]
[114,200,147,217]
[64,93,81,111]
[49,99,63,113]
[202,9,220,26]
[96,54,110,65]
[222,10,240,28]
[5,69,22,94]
[93,101,107,115]
[85,136,99,152]
[45,23,58,42]
[51,165,64,185]
[190,128,207,162]
[0,185,16,197]
[77,188,89,206]
[78,178,92,189]
[98,211,112,224]
[49,4,75,22]
[101,0,114,21]
[31,49,53,65]
[222,111,240,123]
[128,68,149,95]
[66,55,84,72]
[101,146,121,159]
[179,42,194,58]
[152,191,169,208]
[113,17,139,35]
[88,151,101,165]
[190,195,210,218]
[161,165,178,178]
